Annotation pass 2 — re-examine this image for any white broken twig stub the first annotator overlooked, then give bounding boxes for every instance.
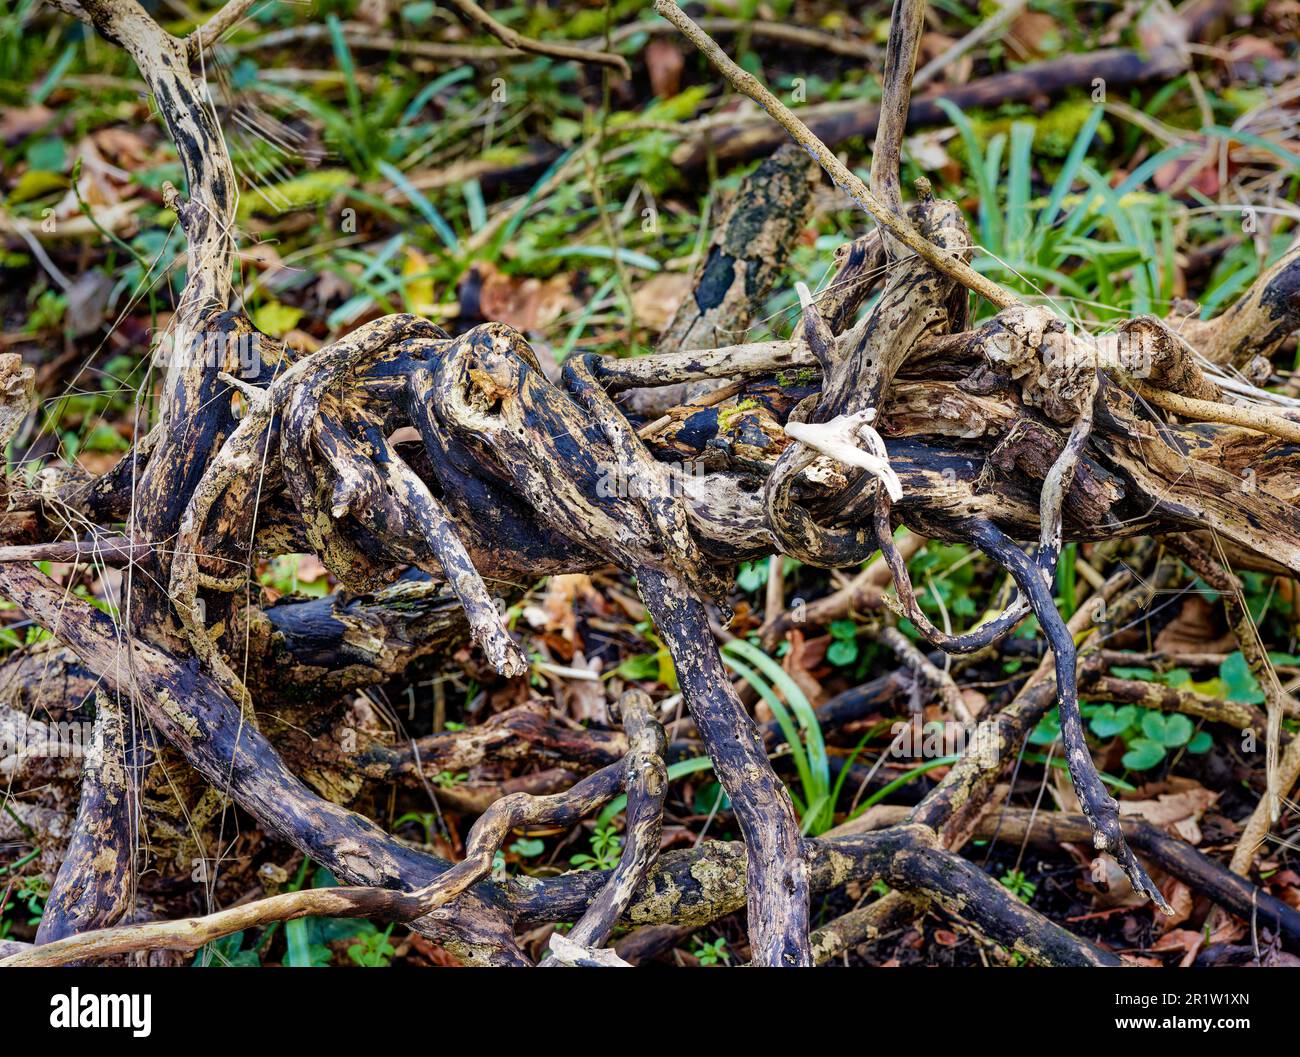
[782,409,904,503]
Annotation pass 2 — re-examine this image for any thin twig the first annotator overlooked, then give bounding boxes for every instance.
[188,0,260,56]
[913,0,1026,89]
[1133,381,1300,444]
[654,0,1019,310]
[445,0,631,77]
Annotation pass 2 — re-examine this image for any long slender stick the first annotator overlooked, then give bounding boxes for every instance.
[638,566,813,966]
[654,0,1018,311]
[870,0,927,228]
[1133,381,1300,444]
[188,0,260,56]
[913,0,1026,89]
[446,0,631,77]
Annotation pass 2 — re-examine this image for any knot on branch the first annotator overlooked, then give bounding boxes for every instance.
[976,306,1217,426]
[762,196,968,567]
[977,304,1090,423]
[422,324,729,607]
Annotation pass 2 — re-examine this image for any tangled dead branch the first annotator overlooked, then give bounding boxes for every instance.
[3,0,1300,968]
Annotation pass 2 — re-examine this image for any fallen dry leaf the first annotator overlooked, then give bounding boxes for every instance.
[314,270,353,305]
[1225,35,1284,66]
[356,0,390,27]
[1084,853,1152,909]
[294,554,329,584]
[1153,594,1235,654]
[1206,912,1247,946]
[1,104,54,145]
[282,329,322,354]
[781,628,827,707]
[631,273,692,333]
[76,450,123,476]
[560,649,607,724]
[645,37,684,99]
[960,687,989,720]
[91,126,152,168]
[65,269,113,338]
[1120,953,1166,967]
[1154,152,1224,198]
[918,31,971,84]
[905,129,959,180]
[1155,879,1195,932]
[472,261,574,333]
[1151,927,1204,966]
[1118,783,1218,845]
[540,573,588,643]
[1007,12,1063,61]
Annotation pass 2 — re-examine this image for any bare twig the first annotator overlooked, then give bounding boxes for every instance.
[913,0,1026,89]
[445,0,631,77]
[188,0,260,56]
[1133,381,1300,445]
[654,0,1019,311]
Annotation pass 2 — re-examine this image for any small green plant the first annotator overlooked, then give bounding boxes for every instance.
[194,930,261,967]
[255,863,402,967]
[999,869,1037,903]
[1,875,47,937]
[1032,698,1212,773]
[1084,702,1210,772]
[720,637,838,835]
[259,554,330,598]
[391,811,438,844]
[692,936,730,966]
[614,619,677,689]
[19,884,44,925]
[827,620,859,667]
[570,824,623,871]
[936,98,1189,321]
[26,288,66,333]
[736,560,768,593]
[347,923,396,967]
[1117,711,1202,771]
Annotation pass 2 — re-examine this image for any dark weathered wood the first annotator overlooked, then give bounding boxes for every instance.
[0,562,525,966]
[663,144,818,357]
[539,690,668,965]
[9,0,1300,969]
[639,566,812,966]
[34,688,144,945]
[671,46,1188,170]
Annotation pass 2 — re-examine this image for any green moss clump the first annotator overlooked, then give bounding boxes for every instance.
[237,168,354,221]
[962,99,1114,160]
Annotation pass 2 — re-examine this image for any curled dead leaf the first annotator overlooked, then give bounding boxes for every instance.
[469,261,574,334]
[631,273,692,333]
[1007,12,1063,61]
[646,37,684,99]
[1153,594,1235,655]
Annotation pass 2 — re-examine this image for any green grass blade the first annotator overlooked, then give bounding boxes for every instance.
[720,652,814,801]
[378,160,460,252]
[401,66,474,126]
[1006,121,1035,259]
[1040,105,1104,235]
[722,639,828,792]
